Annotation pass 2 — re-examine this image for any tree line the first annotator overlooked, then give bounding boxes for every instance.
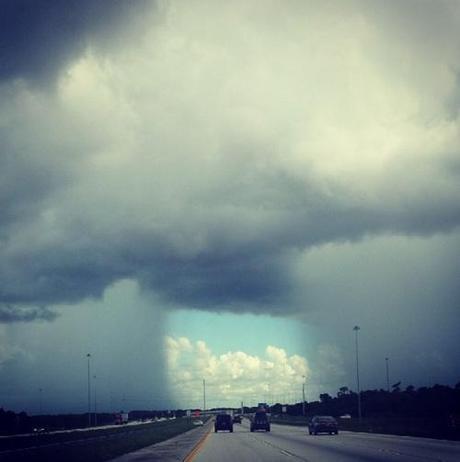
[1,381,459,436]
[272,382,460,419]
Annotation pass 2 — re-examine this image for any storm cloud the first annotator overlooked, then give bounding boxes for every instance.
[1,0,460,322]
[0,0,152,84]
[0,304,57,323]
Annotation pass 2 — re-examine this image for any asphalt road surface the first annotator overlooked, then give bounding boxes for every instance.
[193,420,460,462]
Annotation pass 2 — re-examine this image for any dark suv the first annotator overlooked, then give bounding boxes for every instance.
[233,414,242,423]
[308,416,338,435]
[250,411,270,432]
[215,414,233,432]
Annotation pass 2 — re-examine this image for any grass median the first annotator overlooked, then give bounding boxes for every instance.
[0,418,200,462]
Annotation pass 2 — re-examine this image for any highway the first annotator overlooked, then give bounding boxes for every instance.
[193,419,460,462]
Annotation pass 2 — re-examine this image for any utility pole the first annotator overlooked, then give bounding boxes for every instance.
[87,353,91,427]
[353,326,362,423]
[385,357,390,392]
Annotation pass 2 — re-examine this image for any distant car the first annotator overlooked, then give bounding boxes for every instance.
[308,416,338,435]
[33,427,47,433]
[250,411,270,432]
[114,412,129,425]
[193,419,204,426]
[233,415,242,423]
[215,414,233,432]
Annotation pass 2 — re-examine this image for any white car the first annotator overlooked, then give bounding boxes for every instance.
[193,419,204,426]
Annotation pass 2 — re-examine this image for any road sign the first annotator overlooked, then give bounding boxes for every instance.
[186,410,191,417]
[282,406,287,413]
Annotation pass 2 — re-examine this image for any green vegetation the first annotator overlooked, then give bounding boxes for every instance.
[270,415,308,426]
[337,415,460,439]
[269,382,460,440]
[271,415,460,440]
[0,418,198,462]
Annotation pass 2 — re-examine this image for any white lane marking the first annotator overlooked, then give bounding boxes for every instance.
[249,434,312,462]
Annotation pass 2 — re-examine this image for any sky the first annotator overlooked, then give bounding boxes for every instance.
[1,0,460,414]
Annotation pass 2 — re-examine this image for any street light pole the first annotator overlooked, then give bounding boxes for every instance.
[302,375,306,417]
[93,375,97,427]
[353,326,362,423]
[385,357,390,392]
[203,379,206,412]
[39,388,43,415]
[87,353,91,427]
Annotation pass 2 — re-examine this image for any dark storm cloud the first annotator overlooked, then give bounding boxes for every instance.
[140,251,293,312]
[0,304,57,322]
[0,124,70,236]
[2,164,459,321]
[0,0,152,84]
[1,168,459,322]
[0,0,460,323]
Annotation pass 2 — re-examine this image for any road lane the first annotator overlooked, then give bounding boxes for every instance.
[193,423,293,462]
[193,419,460,462]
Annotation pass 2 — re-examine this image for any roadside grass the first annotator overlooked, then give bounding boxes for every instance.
[0,418,201,462]
[271,415,460,440]
[270,416,308,426]
[338,416,460,440]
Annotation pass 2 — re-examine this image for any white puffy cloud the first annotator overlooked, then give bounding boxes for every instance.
[165,336,309,408]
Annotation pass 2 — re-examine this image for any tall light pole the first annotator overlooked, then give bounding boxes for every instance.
[353,326,362,422]
[385,357,390,392]
[93,375,97,426]
[86,353,91,427]
[203,379,206,412]
[39,388,43,415]
[302,375,306,417]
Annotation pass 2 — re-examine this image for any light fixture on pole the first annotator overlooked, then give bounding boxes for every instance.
[353,326,362,422]
[86,353,91,427]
